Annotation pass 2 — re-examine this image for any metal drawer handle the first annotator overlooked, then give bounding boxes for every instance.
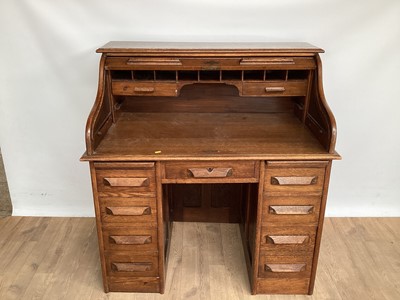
[265,263,306,273]
[271,176,317,185]
[188,167,233,178]
[105,206,151,216]
[103,177,149,187]
[269,205,314,215]
[265,87,285,93]
[111,262,152,272]
[266,235,309,245]
[109,235,152,245]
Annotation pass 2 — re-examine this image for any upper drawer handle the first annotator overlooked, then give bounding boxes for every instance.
[103,177,149,187]
[265,87,285,93]
[109,235,152,245]
[265,263,306,273]
[240,58,295,65]
[106,206,151,216]
[111,262,152,272]
[188,167,233,178]
[271,176,317,185]
[133,87,155,93]
[266,235,309,245]
[126,58,182,66]
[269,205,314,215]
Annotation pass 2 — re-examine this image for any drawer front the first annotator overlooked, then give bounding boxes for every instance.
[107,276,161,293]
[163,161,259,183]
[99,197,157,224]
[95,163,156,194]
[256,278,310,294]
[106,253,159,277]
[242,81,308,97]
[262,196,321,225]
[260,225,316,255]
[258,253,313,279]
[264,161,327,196]
[106,57,183,70]
[112,81,178,96]
[103,227,158,252]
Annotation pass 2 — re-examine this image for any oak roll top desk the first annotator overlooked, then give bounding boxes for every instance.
[81,41,340,295]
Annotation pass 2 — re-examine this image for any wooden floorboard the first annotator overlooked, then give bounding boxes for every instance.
[0,217,399,300]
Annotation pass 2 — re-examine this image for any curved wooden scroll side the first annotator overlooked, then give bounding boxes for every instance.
[306,54,338,153]
[85,54,111,155]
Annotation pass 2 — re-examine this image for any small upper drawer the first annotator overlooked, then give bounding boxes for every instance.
[264,161,327,196]
[95,162,156,195]
[242,81,308,97]
[162,161,259,183]
[112,81,178,96]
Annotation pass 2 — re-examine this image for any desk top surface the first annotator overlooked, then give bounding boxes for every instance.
[97,41,324,54]
[82,112,339,161]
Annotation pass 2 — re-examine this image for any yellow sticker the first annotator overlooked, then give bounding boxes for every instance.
[154,150,162,154]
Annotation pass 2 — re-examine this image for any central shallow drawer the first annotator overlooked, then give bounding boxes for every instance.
[162,161,259,183]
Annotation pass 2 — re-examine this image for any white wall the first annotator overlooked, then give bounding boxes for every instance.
[1,0,399,217]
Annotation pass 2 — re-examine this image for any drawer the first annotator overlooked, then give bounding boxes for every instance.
[264,161,327,196]
[106,56,183,70]
[262,196,321,225]
[256,278,310,294]
[258,253,313,279]
[95,162,156,195]
[239,57,316,69]
[106,252,159,277]
[103,226,158,252]
[107,276,161,293]
[99,197,157,224]
[242,81,308,97]
[112,81,178,96]
[162,161,259,183]
[260,225,316,255]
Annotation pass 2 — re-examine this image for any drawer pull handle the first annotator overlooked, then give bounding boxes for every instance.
[188,167,233,178]
[127,58,182,66]
[266,235,309,245]
[265,263,306,273]
[269,205,314,215]
[240,58,295,65]
[103,177,149,187]
[109,235,152,245]
[133,87,155,93]
[106,206,151,216]
[271,176,317,185]
[111,262,152,272]
[265,87,285,93]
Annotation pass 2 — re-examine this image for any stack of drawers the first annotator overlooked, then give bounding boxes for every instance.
[93,162,161,292]
[257,161,328,294]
